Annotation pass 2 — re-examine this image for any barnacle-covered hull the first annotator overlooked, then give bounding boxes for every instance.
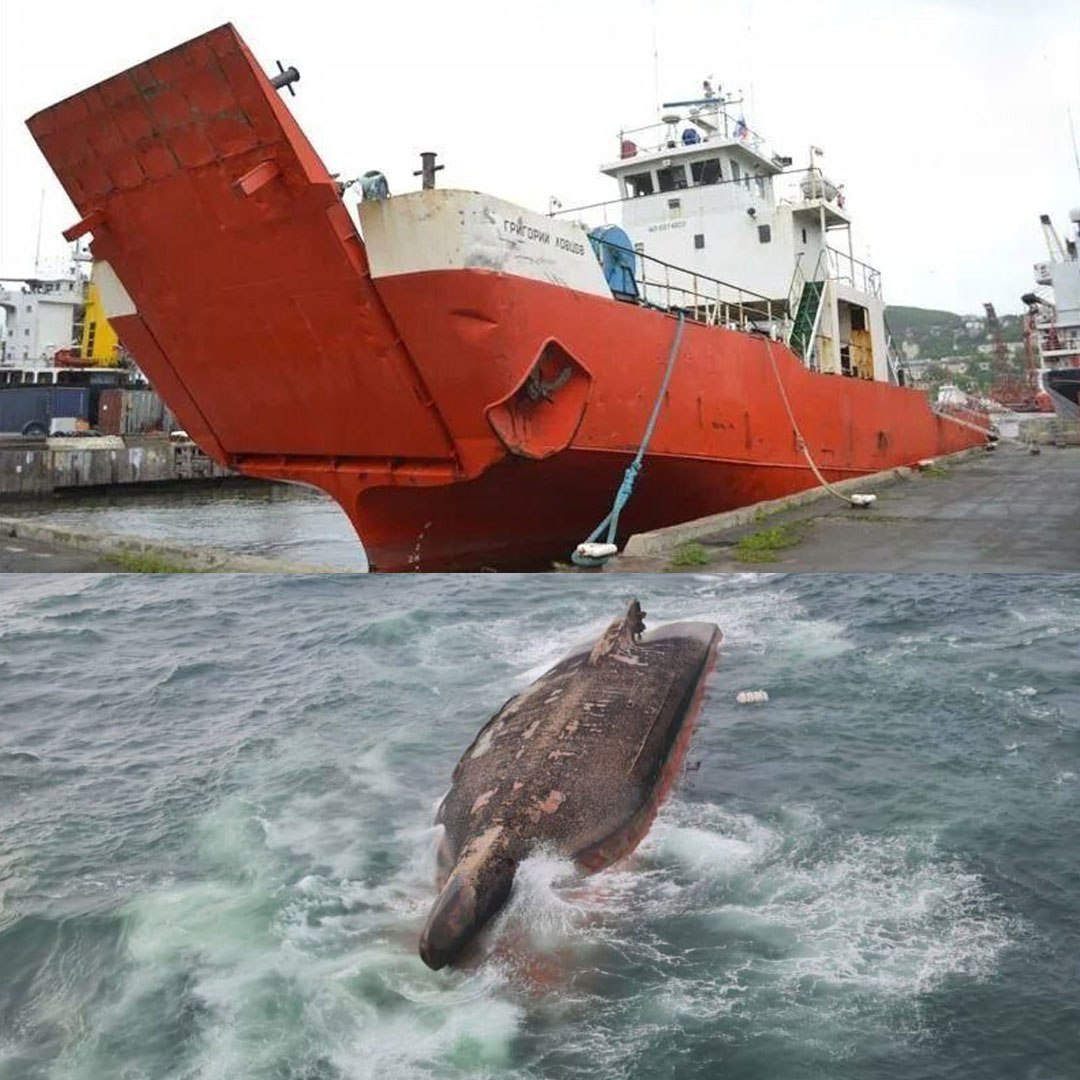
[419,601,721,969]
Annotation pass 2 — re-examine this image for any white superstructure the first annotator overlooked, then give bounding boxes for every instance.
[586,82,892,382]
[0,277,83,364]
[1028,210,1080,365]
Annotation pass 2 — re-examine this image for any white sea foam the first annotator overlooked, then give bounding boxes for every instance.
[348,740,404,797]
[643,805,782,882]
[97,790,530,1080]
[497,851,585,950]
[48,778,1021,1080]
[532,799,1019,1050]
[338,971,525,1079]
[742,832,1012,997]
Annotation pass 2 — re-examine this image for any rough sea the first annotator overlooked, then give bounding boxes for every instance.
[1,574,1077,1079]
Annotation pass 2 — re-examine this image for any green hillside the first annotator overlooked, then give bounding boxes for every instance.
[885,306,964,335]
[885,304,1022,362]
[883,304,1027,394]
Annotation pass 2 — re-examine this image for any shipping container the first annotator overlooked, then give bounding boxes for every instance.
[97,388,170,435]
[0,386,89,435]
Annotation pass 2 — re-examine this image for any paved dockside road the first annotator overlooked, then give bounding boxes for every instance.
[611,443,1080,573]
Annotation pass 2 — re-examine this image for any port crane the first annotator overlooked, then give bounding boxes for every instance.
[1039,213,1069,263]
[985,300,1050,412]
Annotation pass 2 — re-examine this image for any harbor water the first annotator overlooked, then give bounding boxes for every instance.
[3,484,367,570]
[1,574,1077,1079]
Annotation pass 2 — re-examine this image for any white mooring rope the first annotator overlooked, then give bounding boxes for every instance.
[763,338,869,506]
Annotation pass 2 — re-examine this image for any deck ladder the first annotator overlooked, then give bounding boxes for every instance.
[786,251,827,368]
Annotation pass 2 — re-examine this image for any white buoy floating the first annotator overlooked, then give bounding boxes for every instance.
[736,689,770,705]
[849,493,877,508]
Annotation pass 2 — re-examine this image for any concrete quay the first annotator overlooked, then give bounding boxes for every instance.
[610,441,1080,573]
[0,529,119,571]
[0,435,230,498]
[0,517,355,573]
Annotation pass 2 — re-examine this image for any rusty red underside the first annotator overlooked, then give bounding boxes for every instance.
[27,24,987,571]
[576,632,721,874]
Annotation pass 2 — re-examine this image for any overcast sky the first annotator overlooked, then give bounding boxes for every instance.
[1,0,1077,314]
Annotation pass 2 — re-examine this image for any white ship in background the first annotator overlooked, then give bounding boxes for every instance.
[1023,210,1080,417]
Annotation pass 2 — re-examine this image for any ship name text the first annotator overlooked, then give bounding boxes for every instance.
[502,219,586,257]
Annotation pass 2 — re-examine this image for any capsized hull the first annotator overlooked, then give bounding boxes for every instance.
[27,24,989,572]
[420,601,720,968]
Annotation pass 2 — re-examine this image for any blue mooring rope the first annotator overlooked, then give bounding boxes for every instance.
[570,311,686,567]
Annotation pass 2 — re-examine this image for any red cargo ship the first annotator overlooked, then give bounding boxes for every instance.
[27,25,987,570]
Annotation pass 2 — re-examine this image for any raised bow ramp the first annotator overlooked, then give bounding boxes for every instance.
[26,24,457,474]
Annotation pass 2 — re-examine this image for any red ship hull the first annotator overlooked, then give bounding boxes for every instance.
[27,24,987,571]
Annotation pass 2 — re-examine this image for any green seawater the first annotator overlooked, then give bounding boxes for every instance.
[0,574,1077,1078]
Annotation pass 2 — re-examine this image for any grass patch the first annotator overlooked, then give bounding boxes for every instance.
[735,524,803,563]
[668,542,711,569]
[107,549,194,573]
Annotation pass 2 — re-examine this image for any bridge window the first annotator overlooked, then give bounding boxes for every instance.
[656,164,688,192]
[626,172,654,197]
[694,234,705,249]
[690,158,722,185]
[758,224,772,243]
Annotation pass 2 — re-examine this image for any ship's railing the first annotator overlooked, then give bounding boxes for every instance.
[551,168,847,224]
[617,106,771,162]
[775,168,849,215]
[593,237,777,331]
[825,245,882,298]
[1036,324,1080,358]
[787,251,808,320]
